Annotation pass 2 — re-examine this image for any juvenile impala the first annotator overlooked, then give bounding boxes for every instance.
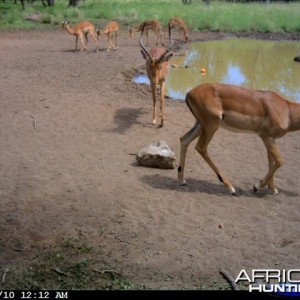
[178,83,300,195]
[97,21,119,52]
[168,17,189,42]
[139,23,173,127]
[61,19,98,52]
[130,19,163,46]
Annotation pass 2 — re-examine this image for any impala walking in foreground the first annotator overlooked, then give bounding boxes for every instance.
[139,23,173,127]
[61,19,98,52]
[130,19,163,46]
[97,21,119,52]
[178,83,300,195]
[168,17,189,42]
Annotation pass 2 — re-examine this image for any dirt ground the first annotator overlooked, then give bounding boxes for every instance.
[0,28,300,290]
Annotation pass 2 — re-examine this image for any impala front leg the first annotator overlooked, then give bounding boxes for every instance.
[150,83,157,125]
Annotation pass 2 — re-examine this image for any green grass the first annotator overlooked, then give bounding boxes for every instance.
[1,232,137,290]
[0,0,299,33]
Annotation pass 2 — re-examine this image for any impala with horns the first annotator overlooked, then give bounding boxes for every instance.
[139,23,173,127]
[130,19,163,46]
[61,19,98,52]
[168,17,189,42]
[97,21,119,52]
[178,83,300,195]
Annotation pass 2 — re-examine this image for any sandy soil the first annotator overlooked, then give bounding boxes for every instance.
[0,28,300,290]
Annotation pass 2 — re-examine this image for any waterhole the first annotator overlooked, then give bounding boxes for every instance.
[134,38,300,102]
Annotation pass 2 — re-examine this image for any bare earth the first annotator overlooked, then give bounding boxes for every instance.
[1,28,300,290]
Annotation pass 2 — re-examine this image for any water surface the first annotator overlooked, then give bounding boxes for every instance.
[164,38,300,102]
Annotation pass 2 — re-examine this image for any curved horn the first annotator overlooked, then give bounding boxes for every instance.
[157,23,173,63]
[139,22,152,61]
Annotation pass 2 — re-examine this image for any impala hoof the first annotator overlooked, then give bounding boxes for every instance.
[253,184,258,193]
[253,184,259,193]
[179,179,187,186]
[229,187,236,195]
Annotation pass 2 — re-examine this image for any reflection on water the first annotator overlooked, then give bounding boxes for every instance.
[165,38,300,102]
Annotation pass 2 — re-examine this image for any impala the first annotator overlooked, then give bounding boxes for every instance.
[168,17,189,42]
[61,19,98,52]
[139,23,173,127]
[130,19,163,46]
[178,83,300,195]
[97,21,119,52]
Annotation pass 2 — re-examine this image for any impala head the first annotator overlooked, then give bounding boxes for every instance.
[61,19,69,29]
[168,19,176,28]
[139,23,173,84]
[96,27,102,39]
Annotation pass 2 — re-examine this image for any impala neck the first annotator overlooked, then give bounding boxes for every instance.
[288,102,300,132]
[65,24,75,35]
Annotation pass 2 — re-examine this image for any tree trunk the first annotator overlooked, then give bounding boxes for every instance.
[42,0,54,6]
[68,0,80,7]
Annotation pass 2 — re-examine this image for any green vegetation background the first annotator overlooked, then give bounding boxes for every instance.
[0,0,300,33]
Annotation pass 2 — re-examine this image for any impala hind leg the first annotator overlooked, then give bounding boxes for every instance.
[265,140,278,194]
[159,82,166,127]
[107,32,117,51]
[196,127,236,195]
[75,35,79,51]
[114,31,119,49]
[178,121,201,186]
[156,30,164,46]
[79,33,88,52]
[254,137,282,194]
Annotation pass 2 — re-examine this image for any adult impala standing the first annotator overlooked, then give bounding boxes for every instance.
[139,23,173,127]
[61,19,98,52]
[97,21,119,52]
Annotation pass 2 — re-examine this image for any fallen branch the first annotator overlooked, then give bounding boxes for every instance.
[93,269,122,276]
[51,268,69,276]
[2,268,9,284]
[220,269,240,291]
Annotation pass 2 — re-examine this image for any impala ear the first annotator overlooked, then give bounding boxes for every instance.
[162,52,173,62]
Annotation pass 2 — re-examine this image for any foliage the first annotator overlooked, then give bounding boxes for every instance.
[1,233,136,290]
[0,0,299,33]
